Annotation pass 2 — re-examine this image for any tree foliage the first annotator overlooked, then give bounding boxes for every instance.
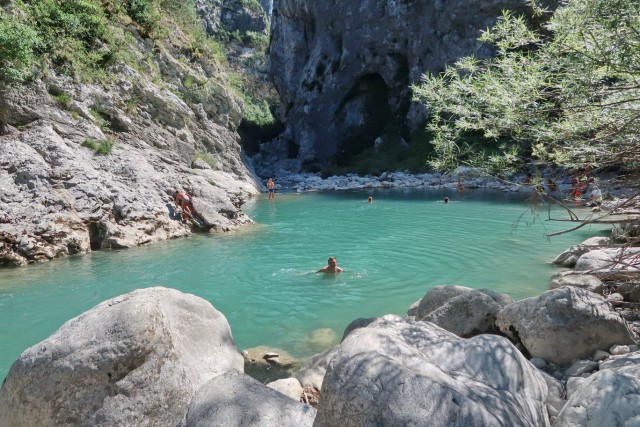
[0,0,226,83]
[413,0,640,176]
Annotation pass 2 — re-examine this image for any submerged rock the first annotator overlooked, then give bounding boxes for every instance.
[242,346,298,383]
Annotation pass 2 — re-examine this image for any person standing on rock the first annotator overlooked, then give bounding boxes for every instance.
[267,178,275,199]
[174,190,194,223]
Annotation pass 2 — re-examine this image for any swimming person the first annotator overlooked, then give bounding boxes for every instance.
[368,196,373,203]
[317,257,343,274]
[444,197,449,204]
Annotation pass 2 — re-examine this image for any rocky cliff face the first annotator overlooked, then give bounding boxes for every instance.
[197,0,269,36]
[268,0,549,168]
[0,2,264,267]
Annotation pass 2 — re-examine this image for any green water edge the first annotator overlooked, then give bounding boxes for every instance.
[0,188,604,380]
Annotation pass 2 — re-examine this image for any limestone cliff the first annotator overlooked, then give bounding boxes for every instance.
[197,0,269,36]
[268,0,554,169]
[0,0,266,267]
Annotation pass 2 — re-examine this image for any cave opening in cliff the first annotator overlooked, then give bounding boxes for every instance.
[335,73,392,166]
[238,111,285,156]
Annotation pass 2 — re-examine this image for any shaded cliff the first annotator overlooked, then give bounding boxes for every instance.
[267,0,553,170]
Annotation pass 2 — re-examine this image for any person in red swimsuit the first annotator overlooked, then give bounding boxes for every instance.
[174,191,194,222]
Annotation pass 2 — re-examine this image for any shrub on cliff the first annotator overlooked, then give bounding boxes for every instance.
[0,0,227,83]
[413,0,640,176]
[0,11,39,84]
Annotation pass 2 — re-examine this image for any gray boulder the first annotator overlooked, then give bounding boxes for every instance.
[0,287,243,427]
[341,317,376,341]
[314,315,549,427]
[554,368,640,427]
[575,248,640,278]
[553,236,611,267]
[617,281,640,303]
[182,369,316,427]
[415,284,473,318]
[415,285,514,337]
[294,346,340,390]
[496,287,637,365]
[539,371,566,421]
[406,298,420,317]
[549,270,604,294]
[600,351,640,375]
[266,377,304,401]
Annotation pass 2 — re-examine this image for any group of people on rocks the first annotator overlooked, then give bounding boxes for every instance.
[524,168,603,206]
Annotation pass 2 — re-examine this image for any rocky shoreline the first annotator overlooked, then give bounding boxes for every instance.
[261,167,632,197]
[0,206,639,425]
[1,163,639,426]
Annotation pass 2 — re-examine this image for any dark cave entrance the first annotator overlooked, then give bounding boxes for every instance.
[238,117,285,157]
[335,73,392,166]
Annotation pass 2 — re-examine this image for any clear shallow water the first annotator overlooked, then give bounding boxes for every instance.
[0,188,601,379]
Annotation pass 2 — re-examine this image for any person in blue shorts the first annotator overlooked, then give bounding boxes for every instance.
[267,178,275,199]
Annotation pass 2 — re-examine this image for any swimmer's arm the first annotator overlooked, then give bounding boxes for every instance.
[295,270,324,276]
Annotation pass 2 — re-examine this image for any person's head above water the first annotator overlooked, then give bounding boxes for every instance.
[318,256,343,274]
[368,196,373,203]
[444,197,449,203]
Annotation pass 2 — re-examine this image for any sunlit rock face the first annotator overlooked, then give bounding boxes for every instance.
[196,0,269,36]
[269,0,555,167]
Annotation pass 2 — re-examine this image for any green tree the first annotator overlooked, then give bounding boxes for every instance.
[413,0,640,175]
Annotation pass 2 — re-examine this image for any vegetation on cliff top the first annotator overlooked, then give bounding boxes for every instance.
[0,0,226,84]
[0,0,279,148]
[413,0,640,180]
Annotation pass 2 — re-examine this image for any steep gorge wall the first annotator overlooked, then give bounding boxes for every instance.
[0,1,265,267]
[268,0,549,168]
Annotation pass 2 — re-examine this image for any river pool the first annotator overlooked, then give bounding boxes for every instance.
[0,188,602,379]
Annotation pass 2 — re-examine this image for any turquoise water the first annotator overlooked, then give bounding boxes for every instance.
[0,188,601,379]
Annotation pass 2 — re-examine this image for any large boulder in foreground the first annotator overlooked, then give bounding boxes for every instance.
[415,285,514,337]
[496,287,637,365]
[314,315,549,427]
[182,369,316,427]
[0,287,243,427]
